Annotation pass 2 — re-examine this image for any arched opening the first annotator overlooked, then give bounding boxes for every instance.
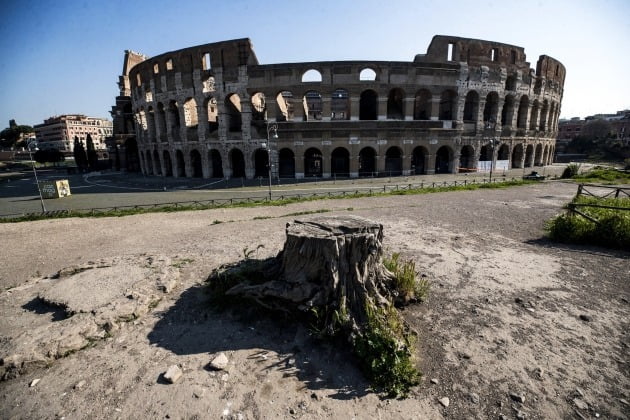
[539,100,549,131]
[230,148,246,178]
[145,151,153,175]
[505,74,517,91]
[480,145,492,161]
[359,90,378,120]
[183,98,198,127]
[525,144,534,167]
[483,92,499,123]
[304,148,323,177]
[497,144,510,160]
[412,146,427,174]
[385,147,403,176]
[209,149,223,178]
[254,148,269,178]
[439,90,456,120]
[547,102,556,131]
[275,91,293,122]
[529,100,540,131]
[153,150,161,175]
[225,94,242,132]
[517,96,529,129]
[301,69,322,82]
[169,101,181,141]
[542,145,549,165]
[278,148,295,178]
[163,150,173,176]
[303,91,322,121]
[331,89,350,120]
[435,146,452,173]
[511,144,524,168]
[331,147,350,177]
[147,107,156,142]
[124,137,140,172]
[206,97,218,133]
[157,103,167,141]
[460,145,475,171]
[534,144,543,165]
[175,150,185,177]
[501,95,515,127]
[359,68,377,81]
[463,91,480,122]
[251,92,266,122]
[359,147,376,176]
[190,150,202,177]
[414,89,431,120]
[387,88,405,120]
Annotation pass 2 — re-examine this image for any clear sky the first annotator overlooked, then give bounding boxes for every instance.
[1,0,628,127]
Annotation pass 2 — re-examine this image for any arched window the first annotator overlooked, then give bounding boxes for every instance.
[209,149,223,178]
[302,69,322,82]
[511,144,524,168]
[278,148,295,178]
[304,148,323,177]
[412,146,427,174]
[483,92,499,123]
[460,145,475,171]
[276,91,293,122]
[331,89,350,120]
[303,91,322,121]
[190,149,202,177]
[529,100,540,131]
[163,150,173,176]
[359,90,378,120]
[251,92,266,121]
[331,147,350,177]
[517,96,529,129]
[414,89,431,120]
[435,146,452,173]
[175,150,185,177]
[230,148,246,178]
[385,147,403,176]
[387,88,405,120]
[359,68,377,81]
[254,148,269,178]
[359,147,376,176]
[463,91,479,122]
[439,90,456,120]
[225,94,242,132]
[501,95,515,127]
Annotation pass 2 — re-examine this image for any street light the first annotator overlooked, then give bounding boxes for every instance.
[484,119,497,183]
[262,121,278,201]
[27,139,46,213]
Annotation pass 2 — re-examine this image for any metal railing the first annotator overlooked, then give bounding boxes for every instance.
[568,184,630,225]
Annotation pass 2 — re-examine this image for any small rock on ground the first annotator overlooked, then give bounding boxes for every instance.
[439,397,450,407]
[468,392,480,404]
[74,380,86,389]
[509,392,525,403]
[573,398,589,410]
[29,378,40,387]
[209,352,229,370]
[164,365,183,384]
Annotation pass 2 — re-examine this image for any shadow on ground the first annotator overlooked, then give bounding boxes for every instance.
[147,284,370,400]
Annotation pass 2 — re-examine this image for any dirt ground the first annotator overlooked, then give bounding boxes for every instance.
[0,181,628,419]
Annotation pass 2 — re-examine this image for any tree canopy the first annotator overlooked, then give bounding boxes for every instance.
[0,121,34,149]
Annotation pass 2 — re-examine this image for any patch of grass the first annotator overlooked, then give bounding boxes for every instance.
[281,209,331,218]
[253,215,272,220]
[0,179,534,223]
[545,196,630,249]
[383,253,430,303]
[171,258,194,269]
[212,219,223,224]
[571,167,630,184]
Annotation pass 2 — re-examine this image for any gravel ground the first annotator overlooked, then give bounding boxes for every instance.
[0,180,628,419]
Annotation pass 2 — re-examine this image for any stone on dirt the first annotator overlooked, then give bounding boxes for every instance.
[209,352,229,370]
[74,380,86,389]
[573,398,589,410]
[509,392,525,403]
[469,392,480,404]
[439,397,450,407]
[163,365,183,384]
[29,378,40,387]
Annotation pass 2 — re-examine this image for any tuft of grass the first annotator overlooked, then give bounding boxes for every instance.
[571,167,630,184]
[383,253,430,303]
[545,196,630,249]
[171,258,194,268]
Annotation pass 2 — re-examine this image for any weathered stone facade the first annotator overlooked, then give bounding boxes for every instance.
[116,35,565,179]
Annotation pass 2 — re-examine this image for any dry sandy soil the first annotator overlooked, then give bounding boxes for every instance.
[0,181,628,419]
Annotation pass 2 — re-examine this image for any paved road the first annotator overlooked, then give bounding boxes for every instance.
[0,165,566,216]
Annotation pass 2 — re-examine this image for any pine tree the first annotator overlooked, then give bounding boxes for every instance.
[86,134,98,171]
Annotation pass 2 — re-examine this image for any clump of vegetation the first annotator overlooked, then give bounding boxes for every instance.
[383,252,430,303]
[561,163,582,179]
[571,167,630,184]
[545,196,630,249]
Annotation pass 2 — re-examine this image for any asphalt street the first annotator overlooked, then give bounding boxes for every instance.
[0,165,565,216]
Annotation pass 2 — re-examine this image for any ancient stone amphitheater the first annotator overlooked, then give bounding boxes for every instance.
[110,35,564,179]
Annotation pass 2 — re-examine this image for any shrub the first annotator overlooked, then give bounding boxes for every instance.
[561,163,581,179]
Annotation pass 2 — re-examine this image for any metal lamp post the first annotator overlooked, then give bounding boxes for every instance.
[485,120,497,183]
[27,139,46,213]
[263,121,278,201]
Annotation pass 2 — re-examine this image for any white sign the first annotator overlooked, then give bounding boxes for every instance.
[403,139,413,144]
[322,140,332,146]
[349,137,360,144]
[377,139,387,145]
[478,160,509,172]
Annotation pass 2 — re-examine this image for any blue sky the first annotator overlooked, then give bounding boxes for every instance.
[1,0,628,127]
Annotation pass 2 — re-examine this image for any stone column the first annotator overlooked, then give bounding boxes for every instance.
[293,97,305,122]
[377,97,387,120]
[321,96,331,122]
[350,96,360,121]
[201,147,210,178]
[294,146,305,178]
[404,97,415,121]
[197,101,209,141]
[476,99,486,134]
[425,153,435,174]
[430,96,441,121]
[452,150,461,174]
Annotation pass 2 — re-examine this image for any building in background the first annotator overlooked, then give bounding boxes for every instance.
[557,109,630,152]
[34,115,113,153]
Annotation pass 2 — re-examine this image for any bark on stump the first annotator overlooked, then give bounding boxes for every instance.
[224,215,396,333]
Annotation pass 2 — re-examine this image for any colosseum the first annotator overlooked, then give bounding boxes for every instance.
[108,35,565,179]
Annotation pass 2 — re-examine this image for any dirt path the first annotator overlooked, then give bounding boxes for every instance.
[1,181,628,419]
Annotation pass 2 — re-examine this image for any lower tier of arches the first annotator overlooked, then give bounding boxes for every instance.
[136,138,556,179]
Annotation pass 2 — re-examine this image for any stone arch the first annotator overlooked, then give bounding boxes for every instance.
[525,144,534,167]
[529,100,540,131]
[547,102,556,131]
[534,143,543,165]
[275,91,294,122]
[539,100,549,131]
[358,147,376,176]
[169,100,181,131]
[183,97,198,127]
[505,74,517,91]
[331,147,350,177]
[254,148,269,178]
[304,148,323,177]
[209,149,223,178]
[501,95,516,127]
[359,89,378,120]
[147,106,156,142]
[304,91,322,121]
[542,144,549,165]
[251,92,266,122]
[153,150,161,175]
[483,92,499,123]
[517,96,529,129]
[463,91,480,122]
[414,89,432,120]
[331,89,350,120]
[302,69,322,83]
[225,93,242,132]
[359,68,377,81]
[435,146,452,173]
[387,88,405,120]
[460,145,475,171]
[278,148,295,178]
[205,97,218,133]
[157,103,167,141]
[439,90,457,120]
[480,145,492,162]
[497,144,510,160]
[163,150,173,176]
[511,143,524,168]
[230,148,246,178]
[412,146,428,174]
[175,149,185,177]
[190,149,202,177]
[385,146,403,176]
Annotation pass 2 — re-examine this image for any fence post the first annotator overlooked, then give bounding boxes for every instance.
[576,184,583,197]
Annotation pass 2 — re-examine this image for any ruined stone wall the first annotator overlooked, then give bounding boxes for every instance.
[120,36,564,179]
